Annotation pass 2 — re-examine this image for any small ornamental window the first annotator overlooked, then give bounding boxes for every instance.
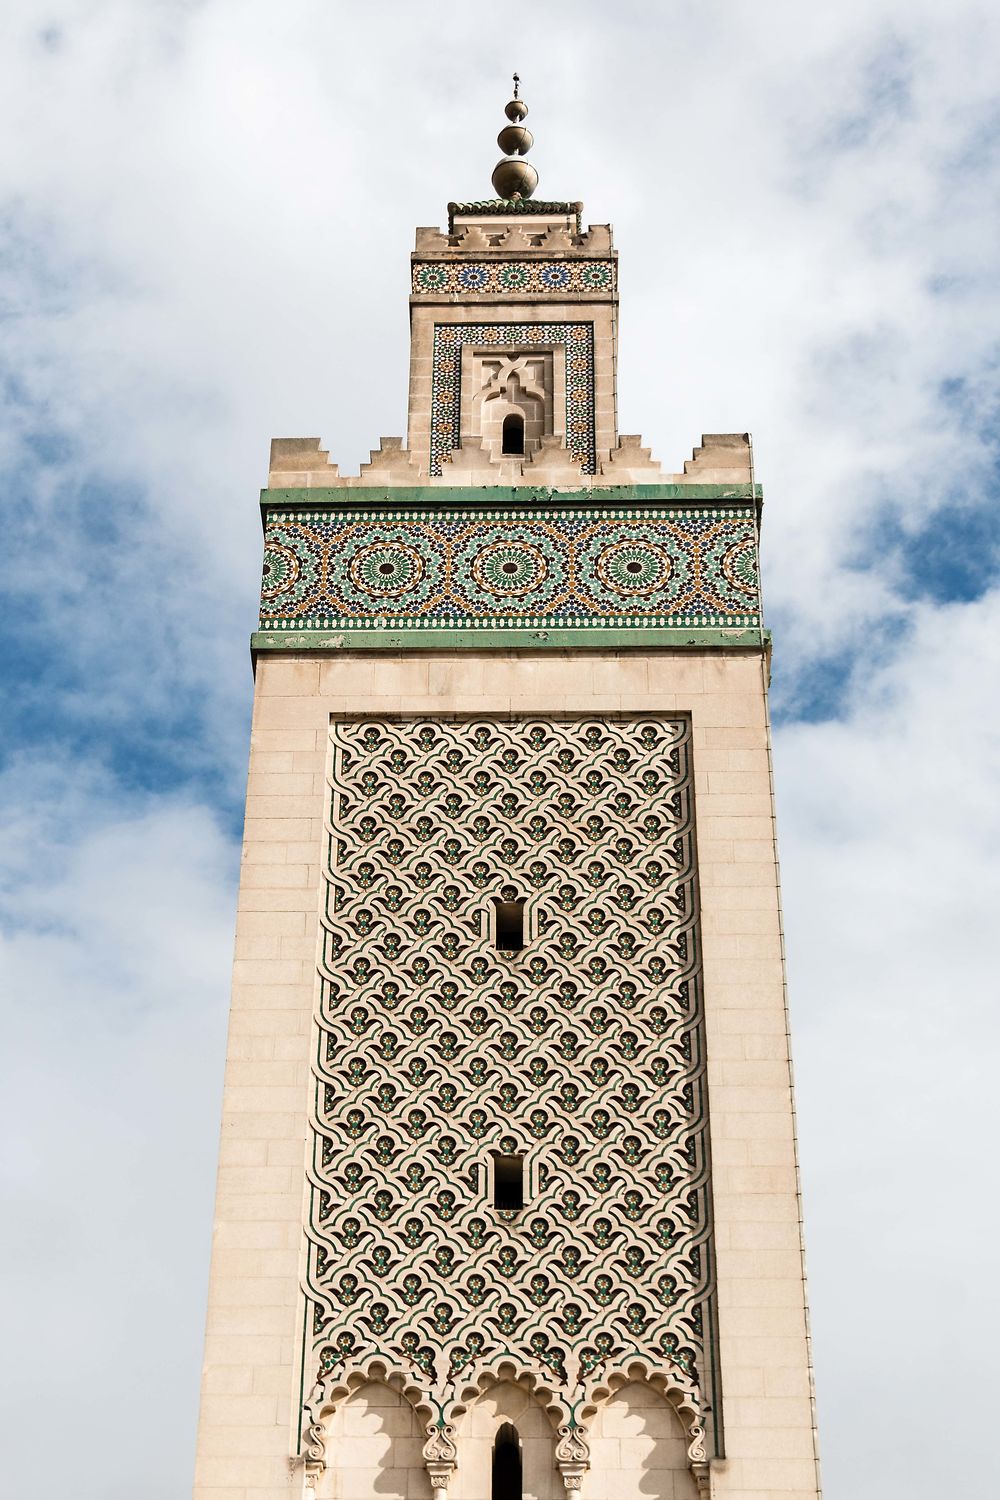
[492,893,526,951]
[492,1422,522,1500]
[501,413,525,455]
[491,1153,525,1211]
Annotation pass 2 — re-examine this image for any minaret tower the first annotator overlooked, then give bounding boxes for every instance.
[194,81,821,1500]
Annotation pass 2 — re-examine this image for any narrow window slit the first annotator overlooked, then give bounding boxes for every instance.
[493,896,525,951]
[492,1423,522,1500]
[501,413,525,455]
[492,1154,525,1210]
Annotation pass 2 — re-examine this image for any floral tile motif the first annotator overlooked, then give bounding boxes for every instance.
[430,322,596,475]
[413,259,615,297]
[258,506,761,630]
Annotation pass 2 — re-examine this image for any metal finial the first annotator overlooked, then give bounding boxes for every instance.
[493,76,537,199]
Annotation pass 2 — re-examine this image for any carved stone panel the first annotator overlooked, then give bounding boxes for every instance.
[304,714,719,1452]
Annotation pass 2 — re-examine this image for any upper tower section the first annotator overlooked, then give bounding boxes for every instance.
[407,77,618,485]
[267,78,753,491]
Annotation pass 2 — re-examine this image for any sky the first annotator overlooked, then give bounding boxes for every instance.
[1,1,999,1495]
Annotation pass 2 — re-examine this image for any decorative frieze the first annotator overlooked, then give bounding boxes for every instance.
[412,260,615,296]
[258,504,760,632]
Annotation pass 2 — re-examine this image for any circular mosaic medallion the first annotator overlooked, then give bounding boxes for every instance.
[574,522,693,615]
[451,522,569,616]
[500,264,531,290]
[470,539,549,599]
[720,536,758,596]
[349,541,426,599]
[261,542,302,600]
[595,540,673,598]
[580,263,613,289]
[259,524,323,619]
[415,264,451,292]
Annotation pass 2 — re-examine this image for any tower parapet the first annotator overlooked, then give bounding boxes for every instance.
[266,77,749,493]
[257,82,759,655]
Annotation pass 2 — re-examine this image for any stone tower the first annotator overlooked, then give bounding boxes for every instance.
[194,84,821,1500]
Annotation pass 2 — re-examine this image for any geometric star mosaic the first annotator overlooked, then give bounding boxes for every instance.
[305,713,719,1448]
[259,505,761,633]
[412,260,615,298]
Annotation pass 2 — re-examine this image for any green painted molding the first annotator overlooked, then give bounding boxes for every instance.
[260,483,763,521]
[447,199,585,231]
[252,626,769,655]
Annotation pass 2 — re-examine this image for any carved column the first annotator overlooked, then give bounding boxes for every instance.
[423,1422,458,1494]
[555,1424,590,1493]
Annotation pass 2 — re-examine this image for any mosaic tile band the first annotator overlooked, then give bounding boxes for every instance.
[413,260,615,297]
[259,506,761,630]
[430,322,596,476]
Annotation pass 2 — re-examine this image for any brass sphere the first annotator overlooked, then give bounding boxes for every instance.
[492,157,539,199]
[497,124,533,156]
[504,98,529,123]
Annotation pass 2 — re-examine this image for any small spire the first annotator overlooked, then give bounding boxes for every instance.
[492,74,538,201]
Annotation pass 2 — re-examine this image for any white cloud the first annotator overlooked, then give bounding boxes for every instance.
[776,592,1000,1497]
[0,763,234,1500]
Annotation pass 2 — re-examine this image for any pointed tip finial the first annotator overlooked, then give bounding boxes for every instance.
[492,73,538,200]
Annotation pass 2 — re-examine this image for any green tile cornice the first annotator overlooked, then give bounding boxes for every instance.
[260,483,764,518]
[252,626,769,654]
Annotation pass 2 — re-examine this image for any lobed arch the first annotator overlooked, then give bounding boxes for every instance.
[448,1365,566,1500]
[301,1356,438,1496]
[578,1360,710,1497]
[447,1358,571,1434]
[472,355,553,463]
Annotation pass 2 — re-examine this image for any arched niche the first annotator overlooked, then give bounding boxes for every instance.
[316,1379,431,1500]
[585,1381,699,1500]
[451,1379,561,1500]
[502,411,526,455]
[481,383,545,461]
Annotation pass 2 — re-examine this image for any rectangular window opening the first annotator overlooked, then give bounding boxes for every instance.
[492,1153,525,1211]
[493,898,525,952]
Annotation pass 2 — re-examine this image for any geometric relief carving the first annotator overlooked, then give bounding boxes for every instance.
[430,324,596,474]
[259,505,761,633]
[304,715,720,1467]
[474,355,552,463]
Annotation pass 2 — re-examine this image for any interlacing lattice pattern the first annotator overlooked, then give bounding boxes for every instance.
[305,715,718,1435]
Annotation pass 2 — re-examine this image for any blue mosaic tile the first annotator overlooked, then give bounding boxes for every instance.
[413,260,615,297]
[259,507,761,630]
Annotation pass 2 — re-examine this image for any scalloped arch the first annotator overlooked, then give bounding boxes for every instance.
[303,1355,437,1468]
[446,1357,571,1433]
[578,1358,707,1468]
